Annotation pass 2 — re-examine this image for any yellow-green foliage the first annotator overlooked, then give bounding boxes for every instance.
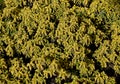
[0,0,120,84]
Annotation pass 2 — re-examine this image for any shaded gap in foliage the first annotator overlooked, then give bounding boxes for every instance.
[46,75,57,84]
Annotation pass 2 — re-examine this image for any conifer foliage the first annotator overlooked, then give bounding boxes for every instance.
[0,0,120,84]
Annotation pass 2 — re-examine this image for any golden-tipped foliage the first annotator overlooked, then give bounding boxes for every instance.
[0,0,120,83]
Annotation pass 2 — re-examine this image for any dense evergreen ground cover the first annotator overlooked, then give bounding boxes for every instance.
[0,0,120,84]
